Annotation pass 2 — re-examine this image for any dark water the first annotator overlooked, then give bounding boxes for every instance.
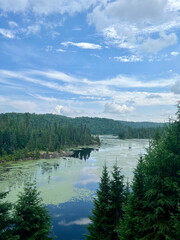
[71,148,97,160]
[49,201,93,240]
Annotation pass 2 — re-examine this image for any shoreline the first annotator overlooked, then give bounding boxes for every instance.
[0,144,100,164]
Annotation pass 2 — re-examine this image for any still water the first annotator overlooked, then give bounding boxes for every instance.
[0,135,149,240]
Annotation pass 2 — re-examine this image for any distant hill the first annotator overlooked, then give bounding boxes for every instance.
[0,112,165,135]
[69,116,165,135]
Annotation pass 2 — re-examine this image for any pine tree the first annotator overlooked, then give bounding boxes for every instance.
[0,192,14,240]
[110,164,125,240]
[141,123,180,239]
[118,158,146,240]
[119,115,180,239]
[86,164,112,240]
[13,182,54,240]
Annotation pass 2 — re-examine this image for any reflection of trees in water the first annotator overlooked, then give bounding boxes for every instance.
[0,165,37,192]
[40,162,60,175]
[0,148,97,192]
[0,161,61,192]
[71,148,98,160]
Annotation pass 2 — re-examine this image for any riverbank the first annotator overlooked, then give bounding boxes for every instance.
[0,143,100,163]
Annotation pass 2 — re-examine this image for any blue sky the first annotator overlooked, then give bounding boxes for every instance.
[0,0,180,122]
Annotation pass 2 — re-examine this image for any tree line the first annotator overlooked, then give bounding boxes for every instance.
[86,105,180,239]
[118,125,165,139]
[0,112,163,161]
[0,113,100,161]
[68,116,165,135]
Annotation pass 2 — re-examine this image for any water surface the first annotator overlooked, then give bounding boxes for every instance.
[0,135,149,240]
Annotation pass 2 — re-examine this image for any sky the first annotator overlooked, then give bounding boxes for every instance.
[0,0,180,122]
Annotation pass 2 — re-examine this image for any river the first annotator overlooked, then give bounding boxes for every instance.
[0,135,149,240]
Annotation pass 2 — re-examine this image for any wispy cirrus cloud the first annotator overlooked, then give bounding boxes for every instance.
[0,0,104,15]
[0,28,15,38]
[8,21,18,28]
[113,55,143,62]
[61,41,102,50]
[0,68,179,122]
[0,69,177,96]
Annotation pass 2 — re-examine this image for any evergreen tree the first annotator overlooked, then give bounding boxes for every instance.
[86,164,112,240]
[13,182,54,240]
[118,158,146,240]
[168,205,180,240]
[0,192,14,240]
[110,164,125,240]
[141,122,180,239]
[119,107,180,240]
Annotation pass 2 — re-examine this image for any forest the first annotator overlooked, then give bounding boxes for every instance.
[0,113,100,161]
[68,116,165,135]
[0,112,164,161]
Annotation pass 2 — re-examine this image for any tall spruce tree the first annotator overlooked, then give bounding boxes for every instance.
[140,119,180,239]
[110,164,125,240]
[119,106,180,240]
[13,182,54,240]
[0,192,14,240]
[86,164,112,240]
[118,158,146,240]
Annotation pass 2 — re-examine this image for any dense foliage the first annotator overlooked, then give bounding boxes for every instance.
[0,183,54,240]
[0,112,164,161]
[86,164,125,240]
[13,182,53,240]
[69,116,165,135]
[0,113,99,161]
[0,192,13,240]
[87,105,180,240]
[118,125,165,139]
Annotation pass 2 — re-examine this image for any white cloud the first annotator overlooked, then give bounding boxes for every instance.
[87,0,180,52]
[1,69,180,121]
[0,0,179,54]
[171,51,179,56]
[58,218,91,226]
[30,94,58,101]
[56,49,66,52]
[114,92,179,107]
[0,28,15,38]
[0,0,29,12]
[27,70,77,83]
[26,24,41,35]
[104,103,134,114]
[0,69,177,99]
[168,0,180,11]
[114,55,143,62]
[146,94,162,99]
[90,53,101,58]
[0,0,104,15]
[61,41,102,49]
[88,75,175,88]
[52,105,83,116]
[171,80,180,94]
[142,33,177,53]
[8,21,18,28]
[45,45,53,52]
